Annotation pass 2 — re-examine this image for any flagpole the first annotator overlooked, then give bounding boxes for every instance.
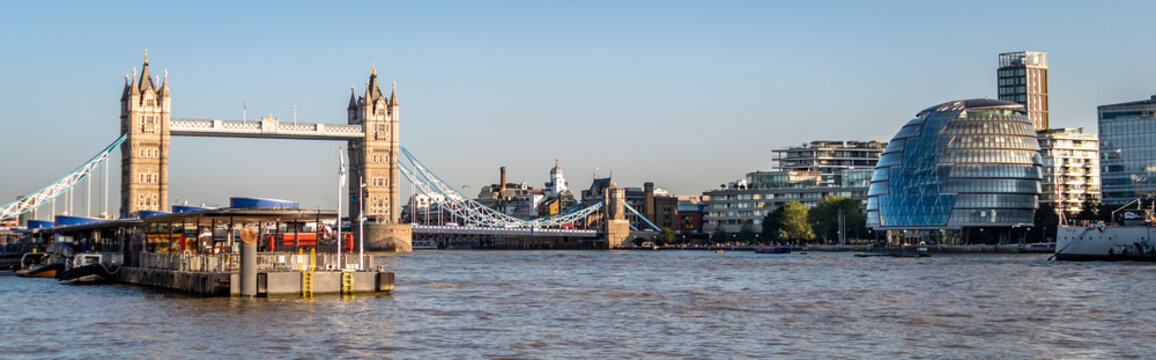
[337,146,344,271]
[359,176,365,270]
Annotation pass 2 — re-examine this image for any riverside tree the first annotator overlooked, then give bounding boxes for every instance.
[762,206,785,242]
[657,227,677,244]
[807,195,866,242]
[780,201,813,242]
[736,221,757,243]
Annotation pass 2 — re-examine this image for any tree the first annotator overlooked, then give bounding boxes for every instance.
[657,227,677,244]
[762,206,786,242]
[712,226,729,243]
[807,195,866,243]
[1074,199,1100,223]
[736,221,757,243]
[780,201,814,242]
[1030,202,1059,242]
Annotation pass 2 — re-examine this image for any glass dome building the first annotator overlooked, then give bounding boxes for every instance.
[866,99,1042,244]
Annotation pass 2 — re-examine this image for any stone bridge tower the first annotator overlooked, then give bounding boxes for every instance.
[349,65,411,251]
[119,51,171,218]
[603,186,630,249]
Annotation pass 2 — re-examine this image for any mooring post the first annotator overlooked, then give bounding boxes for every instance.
[240,227,257,297]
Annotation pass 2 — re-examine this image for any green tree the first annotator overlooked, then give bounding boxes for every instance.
[762,206,785,242]
[780,201,814,242]
[712,226,729,242]
[678,229,694,244]
[736,221,757,243]
[807,195,866,243]
[1075,199,1100,222]
[1029,203,1059,243]
[657,227,677,244]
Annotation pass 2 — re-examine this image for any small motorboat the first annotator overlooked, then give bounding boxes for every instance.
[17,262,64,278]
[57,253,118,284]
[16,252,64,278]
[754,246,792,254]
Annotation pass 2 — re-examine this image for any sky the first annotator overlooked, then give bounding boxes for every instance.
[2,1,1154,218]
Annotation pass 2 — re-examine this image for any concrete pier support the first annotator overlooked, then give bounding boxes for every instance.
[240,241,257,297]
[605,220,631,249]
[363,223,413,252]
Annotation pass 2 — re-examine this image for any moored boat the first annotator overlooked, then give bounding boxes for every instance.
[754,246,791,254]
[57,253,118,284]
[412,240,438,250]
[1055,207,1156,261]
[1056,224,1156,261]
[17,262,64,278]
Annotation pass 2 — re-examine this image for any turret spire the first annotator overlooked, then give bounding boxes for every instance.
[389,81,397,105]
[347,85,357,110]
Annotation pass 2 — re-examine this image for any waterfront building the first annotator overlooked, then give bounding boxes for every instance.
[475,168,544,221]
[1037,128,1100,213]
[1099,95,1156,204]
[867,99,1042,244]
[772,140,886,186]
[578,178,679,230]
[997,51,1049,130]
[538,162,578,217]
[703,168,872,233]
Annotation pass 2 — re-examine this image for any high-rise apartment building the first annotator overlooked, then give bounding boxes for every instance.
[772,140,886,186]
[1099,95,1156,205]
[998,51,1049,130]
[1037,128,1100,214]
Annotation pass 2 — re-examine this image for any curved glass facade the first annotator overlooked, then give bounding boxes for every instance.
[867,99,1042,230]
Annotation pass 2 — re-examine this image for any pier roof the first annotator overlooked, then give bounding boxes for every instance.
[51,218,143,233]
[140,207,338,226]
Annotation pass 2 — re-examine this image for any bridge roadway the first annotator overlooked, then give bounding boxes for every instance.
[170,118,364,140]
[411,224,601,238]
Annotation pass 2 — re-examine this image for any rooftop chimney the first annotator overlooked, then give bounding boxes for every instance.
[500,167,507,192]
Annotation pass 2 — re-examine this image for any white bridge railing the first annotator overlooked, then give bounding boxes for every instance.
[170,118,365,140]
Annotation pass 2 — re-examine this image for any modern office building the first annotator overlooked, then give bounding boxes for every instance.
[1037,128,1100,213]
[997,51,1049,130]
[772,140,886,186]
[703,168,873,233]
[1099,95,1156,204]
[867,99,1042,244]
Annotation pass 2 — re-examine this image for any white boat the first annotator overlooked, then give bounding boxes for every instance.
[412,240,438,250]
[1056,224,1156,261]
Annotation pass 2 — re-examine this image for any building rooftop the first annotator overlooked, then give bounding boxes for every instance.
[1098,95,1156,109]
[917,98,1023,116]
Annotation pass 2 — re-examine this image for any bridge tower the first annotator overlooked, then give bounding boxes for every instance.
[349,65,411,252]
[603,186,631,249]
[119,51,171,218]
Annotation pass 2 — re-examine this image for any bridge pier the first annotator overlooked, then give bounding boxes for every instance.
[601,186,631,249]
[362,223,412,252]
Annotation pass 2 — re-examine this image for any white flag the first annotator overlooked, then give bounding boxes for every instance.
[338,148,347,186]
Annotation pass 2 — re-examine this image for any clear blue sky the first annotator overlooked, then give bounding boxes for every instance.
[1,1,1154,217]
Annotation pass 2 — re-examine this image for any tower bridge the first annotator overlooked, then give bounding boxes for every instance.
[0,53,653,251]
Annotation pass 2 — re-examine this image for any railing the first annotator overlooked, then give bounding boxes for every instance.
[170,118,365,140]
[412,224,600,237]
[136,252,371,273]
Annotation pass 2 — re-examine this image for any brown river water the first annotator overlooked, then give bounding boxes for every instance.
[1,251,1153,359]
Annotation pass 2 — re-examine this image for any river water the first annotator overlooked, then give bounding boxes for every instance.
[1,251,1153,359]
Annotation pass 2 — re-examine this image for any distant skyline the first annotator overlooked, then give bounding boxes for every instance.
[2,1,1155,216]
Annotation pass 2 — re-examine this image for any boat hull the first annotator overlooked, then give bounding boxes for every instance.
[57,263,117,284]
[754,246,791,254]
[17,263,63,278]
[1056,225,1156,261]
